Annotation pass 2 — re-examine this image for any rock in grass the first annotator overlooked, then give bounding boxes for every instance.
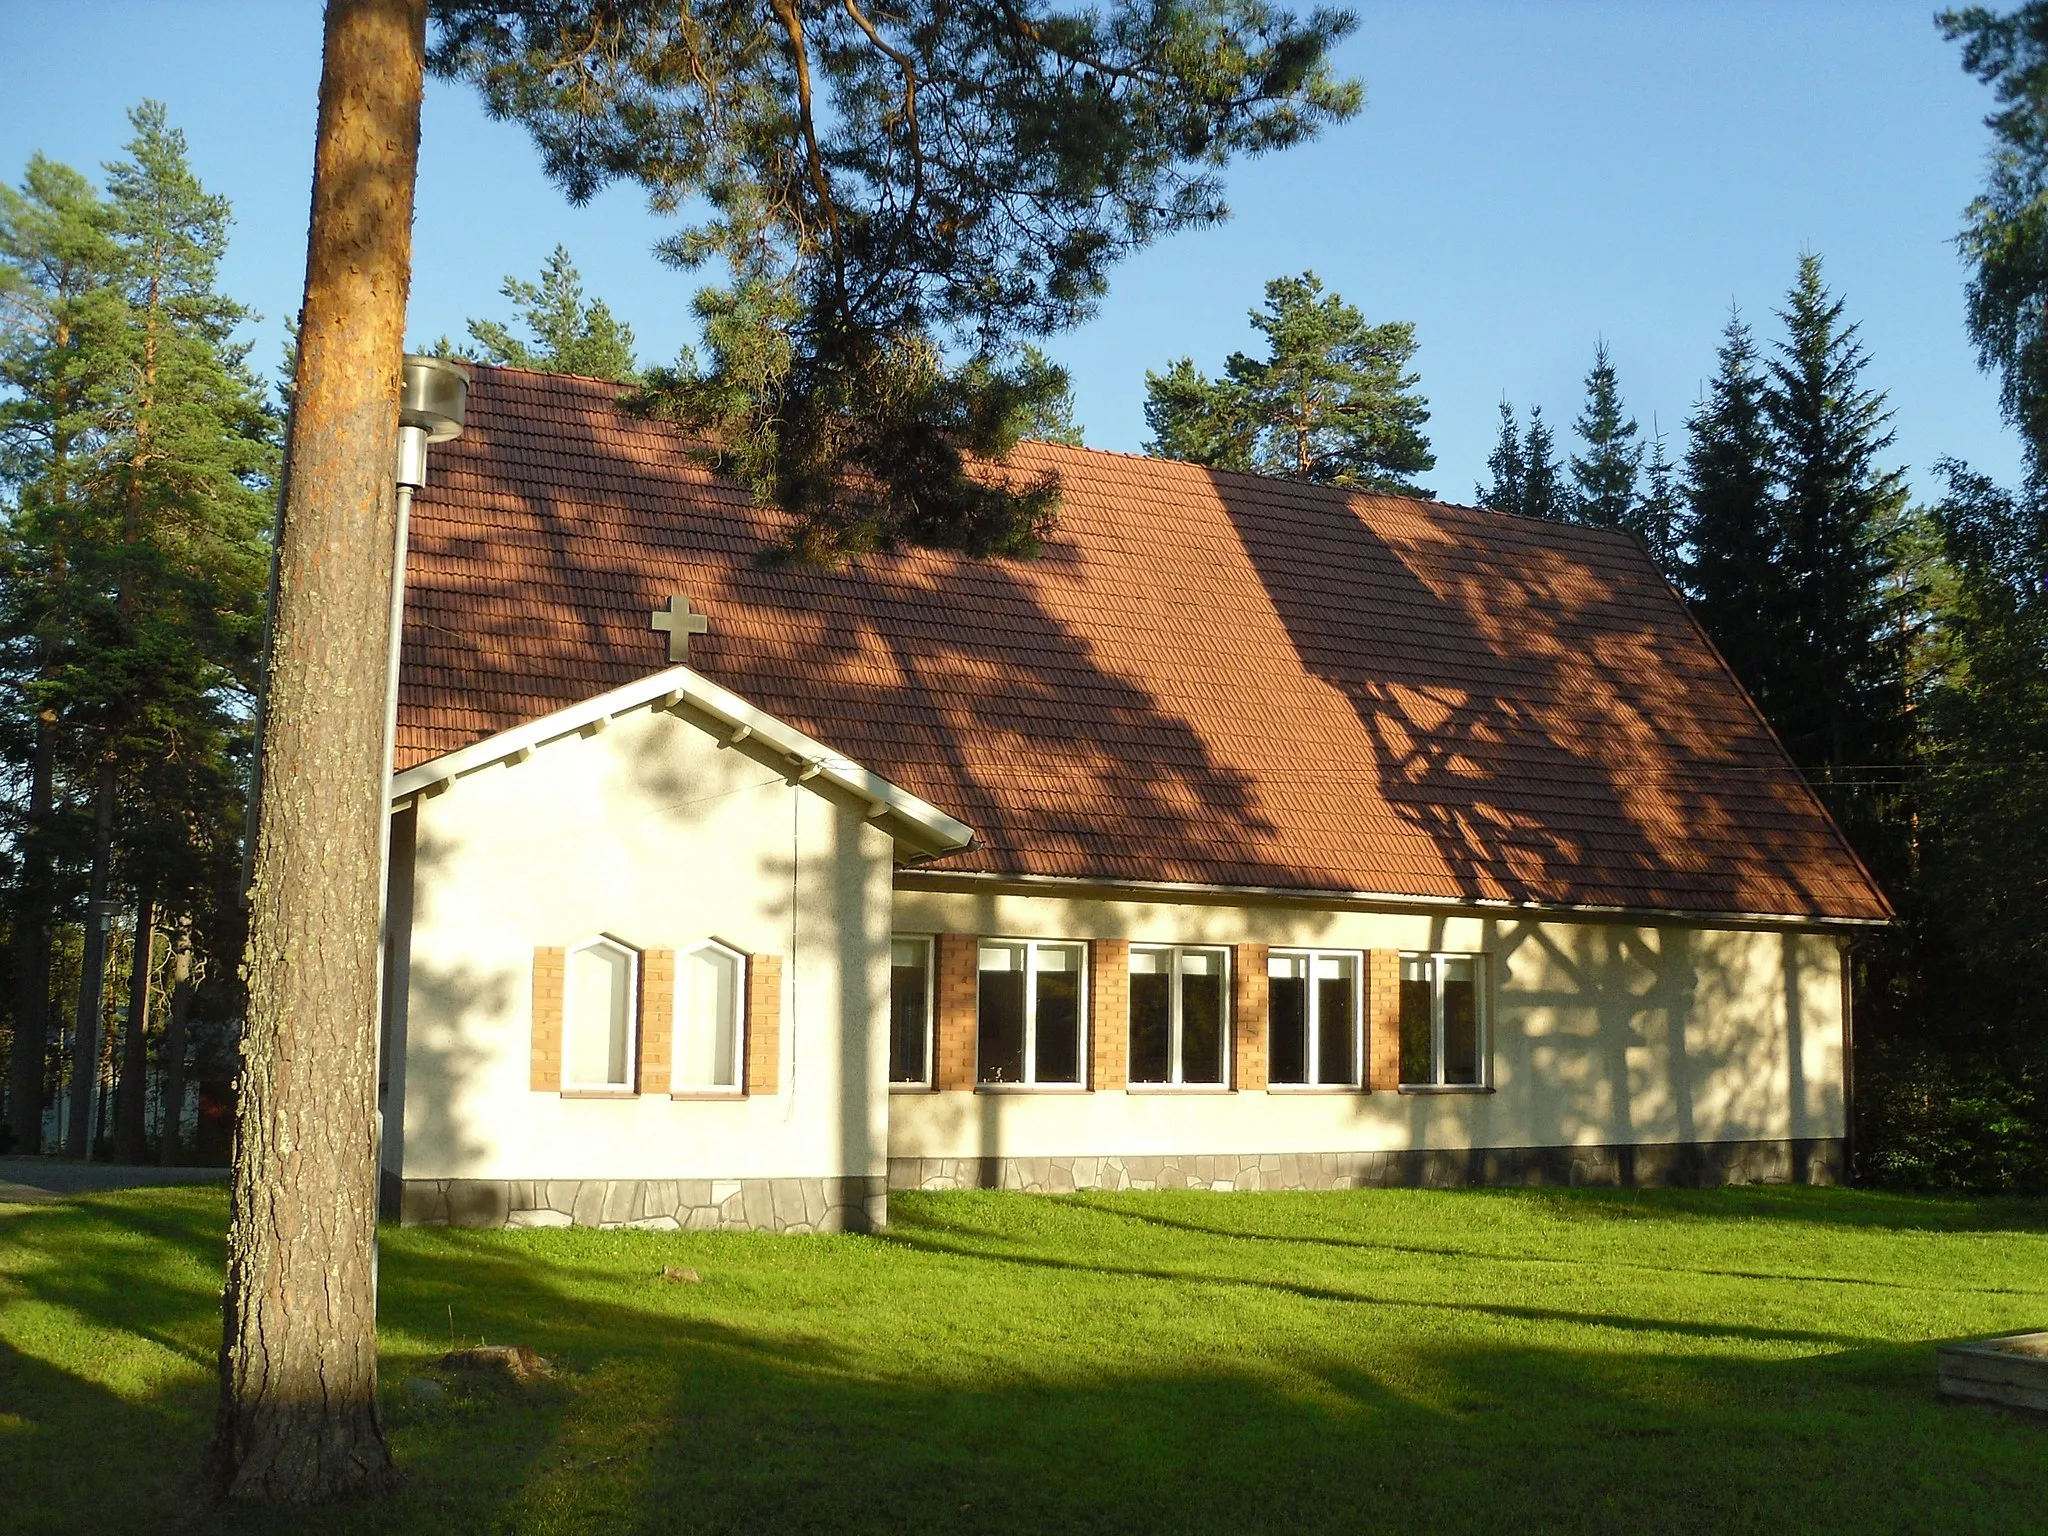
[405,1377,447,1404]
[661,1264,702,1283]
[439,1344,553,1381]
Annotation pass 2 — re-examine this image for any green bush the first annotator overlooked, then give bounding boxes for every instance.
[1857,1040,2048,1193]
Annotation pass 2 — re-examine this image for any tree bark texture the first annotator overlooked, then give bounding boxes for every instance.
[6,715,56,1152]
[159,921,193,1166]
[116,893,155,1162]
[64,762,117,1159]
[212,0,424,1502]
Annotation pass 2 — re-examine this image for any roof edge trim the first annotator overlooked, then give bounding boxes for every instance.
[393,664,977,857]
[893,869,1890,931]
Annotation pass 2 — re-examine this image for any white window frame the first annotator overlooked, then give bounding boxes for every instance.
[1127,944,1232,1089]
[889,934,936,1089]
[563,935,639,1094]
[976,938,1088,1089]
[1265,948,1363,1089]
[1400,951,1490,1090]
[674,938,747,1095]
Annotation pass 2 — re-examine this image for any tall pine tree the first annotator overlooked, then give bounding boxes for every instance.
[1763,254,1910,843]
[461,244,639,381]
[1682,310,1789,714]
[1144,273,1434,493]
[1477,398,1523,513]
[0,106,271,1155]
[1635,419,1683,577]
[1522,405,1564,521]
[1567,341,1643,528]
[0,156,125,1151]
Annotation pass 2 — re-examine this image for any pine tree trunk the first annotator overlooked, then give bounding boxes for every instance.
[158,920,192,1166]
[6,713,56,1153]
[210,0,425,1502]
[63,761,117,1159]
[116,893,155,1162]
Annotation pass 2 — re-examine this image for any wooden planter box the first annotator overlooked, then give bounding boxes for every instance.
[1938,1332,2048,1417]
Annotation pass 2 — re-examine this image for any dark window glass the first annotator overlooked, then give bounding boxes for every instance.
[1036,966,1081,1083]
[978,964,1025,1084]
[1443,961,1479,1085]
[1399,965,1434,1086]
[1129,968,1171,1084]
[890,943,929,1083]
[1268,973,1308,1084]
[1317,975,1355,1085]
[1181,964,1224,1084]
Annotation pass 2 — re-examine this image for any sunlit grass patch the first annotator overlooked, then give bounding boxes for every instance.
[3,1183,2044,1534]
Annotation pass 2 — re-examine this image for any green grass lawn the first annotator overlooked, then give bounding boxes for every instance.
[1,1184,2045,1535]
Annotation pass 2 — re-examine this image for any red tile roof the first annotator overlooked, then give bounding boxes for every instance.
[399,366,1890,924]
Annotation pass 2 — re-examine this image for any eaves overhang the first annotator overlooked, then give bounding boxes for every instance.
[891,868,1892,932]
[391,664,977,860]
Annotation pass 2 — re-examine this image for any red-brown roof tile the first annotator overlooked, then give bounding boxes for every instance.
[398,365,1890,923]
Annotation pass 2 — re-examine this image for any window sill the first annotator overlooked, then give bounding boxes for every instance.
[889,1082,938,1094]
[1265,1084,1365,1094]
[560,1088,638,1100]
[1397,1084,1495,1095]
[1123,1084,1233,1095]
[973,1083,1088,1094]
[669,1090,745,1101]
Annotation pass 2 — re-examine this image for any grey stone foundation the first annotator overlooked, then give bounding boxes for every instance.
[888,1138,1845,1194]
[387,1173,887,1232]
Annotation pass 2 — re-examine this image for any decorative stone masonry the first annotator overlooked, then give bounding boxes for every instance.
[888,1138,1845,1194]
[393,1174,886,1233]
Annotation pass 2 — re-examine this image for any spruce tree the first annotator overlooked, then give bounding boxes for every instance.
[1683,311,1788,717]
[1143,272,1434,493]
[1476,399,1525,514]
[1522,405,1564,521]
[463,244,639,381]
[1567,340,1643,528]
[1763,254,1910,811]
[1633,419,1683,577]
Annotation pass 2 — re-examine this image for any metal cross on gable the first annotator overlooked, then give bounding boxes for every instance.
[650,594,710,663]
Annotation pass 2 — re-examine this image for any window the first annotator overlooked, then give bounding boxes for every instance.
[890,937,933,1086]
[566,938,637,1091]
[1267,950,1359,1087]
[677,941,743,1092]
[1129,946,1228,1086]
[1399,953,1486,1088]
[978,941,1085,1086]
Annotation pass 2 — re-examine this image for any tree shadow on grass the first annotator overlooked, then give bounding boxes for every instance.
[1453,1182,2048,1235]
[1040,1191,2048,1299]
[8,1192,2048,1535]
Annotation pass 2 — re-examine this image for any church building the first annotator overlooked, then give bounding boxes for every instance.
[378,365,1889,1231]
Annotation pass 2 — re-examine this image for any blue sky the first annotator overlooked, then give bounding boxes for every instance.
[0,0,2023,502]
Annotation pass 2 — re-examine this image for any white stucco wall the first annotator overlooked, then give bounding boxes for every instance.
[388,697,895,1183]
[887,889,1846,1160]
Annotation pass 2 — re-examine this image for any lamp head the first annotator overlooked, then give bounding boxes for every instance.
[395,354,469,489]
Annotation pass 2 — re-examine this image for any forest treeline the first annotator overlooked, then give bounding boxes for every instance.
[4,7,2047,1191]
